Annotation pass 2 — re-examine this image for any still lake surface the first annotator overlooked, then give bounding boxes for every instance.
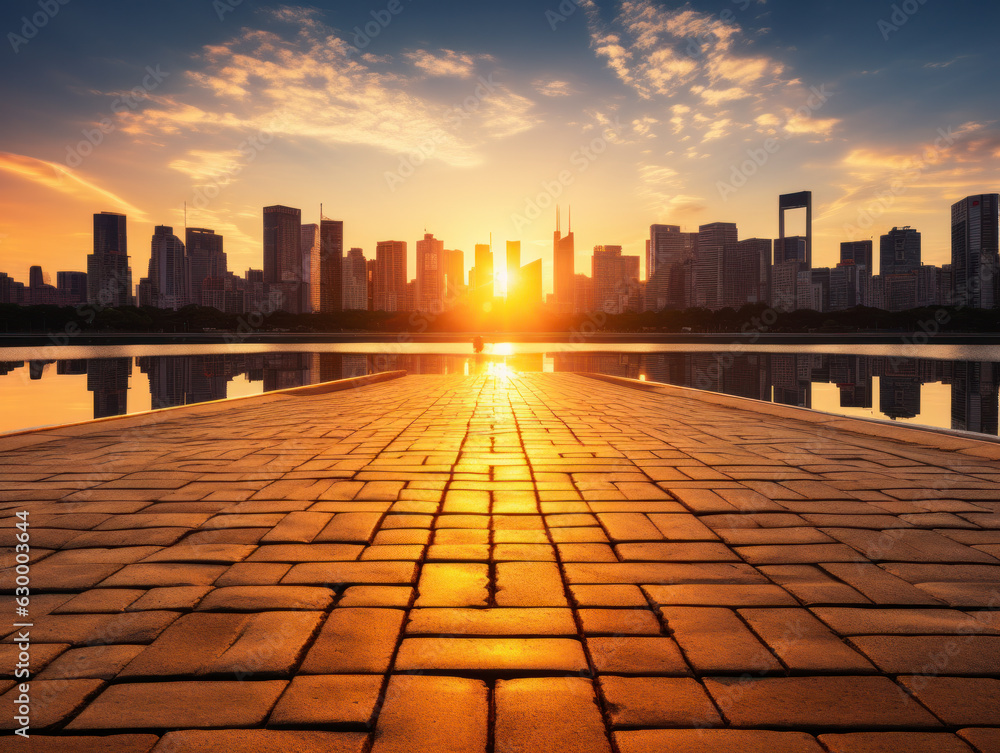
[2,341,1000,438]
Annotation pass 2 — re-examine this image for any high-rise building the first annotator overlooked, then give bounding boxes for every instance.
[57,271,88,305]
[343,247,367,311]
[29,266,45,289]
[474,243,494,304]
[574,273,594,314]
[722,240,767,309]
[553,206,575,313]
[506,241,521,299]
[592,246,641,314]
[778,191,812,268]
[952,194,999,309]
[841,240,873,271]
[263,205,304,314]
[319,218,344,313]
[443,249,465,303]
[301,223,320,313]
[695,222,738,310]
[416,233,445,314]
[647,224,698,310]
[520,258,542,307]
[88,211,131,306]
[374,241,406,311]
[880,227,921,276]
[186,228,226,308]
[148,226,187,309]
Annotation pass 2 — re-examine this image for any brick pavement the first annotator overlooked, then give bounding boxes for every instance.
[2,371,1000,752]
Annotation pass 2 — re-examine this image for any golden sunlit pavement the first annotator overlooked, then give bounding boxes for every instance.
[2,372,1000,752]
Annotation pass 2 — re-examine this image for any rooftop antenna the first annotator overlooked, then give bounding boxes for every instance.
[556,205,561,235]
[568,205,572,234]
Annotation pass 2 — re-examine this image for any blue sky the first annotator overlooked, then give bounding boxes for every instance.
[2,0,998,288]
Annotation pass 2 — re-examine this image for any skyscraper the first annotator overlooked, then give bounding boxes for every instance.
[374,241,406,311]
[301,223,320,313]
[343,247,367,311]
[506,241,521,298]
[88,211,131,306]
[593,245,641,314]
[647,224,694,310]
[723,239,768,308]
[263,205,303,314]
[952,194,999,309]
[443,249,465,302]
[416,233,445,313]
[186,228,226,307]
[553,206,575,313]
[474,243,494,304]
[880,226,921,276]
[695,222,738,310]
[520,258,542,307]
[148,226,187,309]
[319,218,344,313]
[778,191,812,268]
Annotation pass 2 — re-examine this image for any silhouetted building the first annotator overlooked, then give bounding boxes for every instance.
[696,222,738,310]
[506,241,521,299]
[778,191,812,267]
[343,247,367,310]
[593,245,640,314]
[952,194,999,309]
[263,205,304,314]
[647,224,698,310]
[520,258,543,307]
[148,225,187,309]
[473,243,494,306]
[880,226,921,276]
[553,206,575,313]
[301,223,320,313]
[444,249,465,302]
[416,233,445,313]
[723,239,763,308]
[88,211,132,306]
[374,241,406,311]
[186,228,226,308]
[319,218,344,313]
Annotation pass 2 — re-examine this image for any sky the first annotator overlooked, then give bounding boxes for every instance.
[1,0,998,293]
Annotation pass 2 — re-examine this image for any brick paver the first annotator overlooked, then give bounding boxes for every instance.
[2,371,1000,747]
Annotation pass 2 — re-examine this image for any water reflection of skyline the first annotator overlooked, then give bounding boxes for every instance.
[2,352,998,437]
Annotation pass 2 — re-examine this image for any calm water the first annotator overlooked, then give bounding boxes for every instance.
[1,342,999,438]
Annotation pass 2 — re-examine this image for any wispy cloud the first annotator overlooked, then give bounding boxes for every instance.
[0,152,147,219]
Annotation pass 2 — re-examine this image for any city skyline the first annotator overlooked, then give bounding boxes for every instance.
[2,188,997,318]
[2,1,999,292]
